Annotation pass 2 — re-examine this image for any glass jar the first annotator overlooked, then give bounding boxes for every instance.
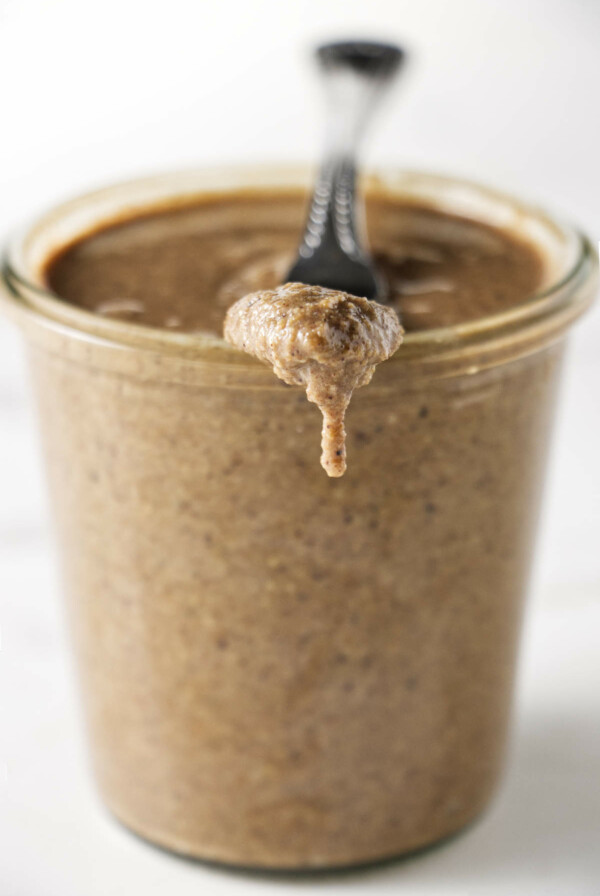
[1,168,597,870]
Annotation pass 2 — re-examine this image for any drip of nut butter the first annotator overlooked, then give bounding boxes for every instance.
[224,282,403,477]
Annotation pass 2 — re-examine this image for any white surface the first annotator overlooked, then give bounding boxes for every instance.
[0,0,599,893]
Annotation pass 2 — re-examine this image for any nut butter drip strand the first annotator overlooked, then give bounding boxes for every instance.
[224,282,403,476]
[305,374,353,477]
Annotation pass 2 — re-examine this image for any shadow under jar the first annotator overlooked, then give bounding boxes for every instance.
[1,168,597,870]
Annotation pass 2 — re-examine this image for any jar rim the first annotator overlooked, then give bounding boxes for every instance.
[1,165,597,371]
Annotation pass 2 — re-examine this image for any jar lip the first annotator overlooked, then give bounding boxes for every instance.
[1,165,598,366]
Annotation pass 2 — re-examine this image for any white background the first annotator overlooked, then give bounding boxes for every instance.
[0,0,599,894]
